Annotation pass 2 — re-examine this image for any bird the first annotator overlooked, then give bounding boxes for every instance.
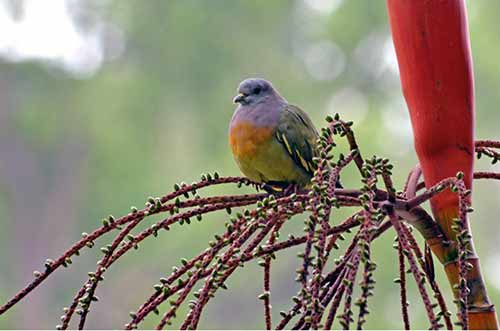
[229,78,333,192]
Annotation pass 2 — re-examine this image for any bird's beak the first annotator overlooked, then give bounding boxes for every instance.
[233,93,246,104]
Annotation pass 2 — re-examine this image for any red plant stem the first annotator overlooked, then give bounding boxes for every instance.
[178,218,268,330]
[293,264,352,330]
[303,161,327,328]
[322,266,349,321]
[355,254,372,330]
[315,222,391,329]
[475,140,500,149]
[322,214,361,285]
[292,235,361,330]
[274,305,299,330]
[136,226,255,328]
[62,287,86,329]
[456,179,470,329]
[406,177,457,210]
[310,150,356,328]
[388,209,438,329]
[275,212,363,330]
[405,171,500,196]
[154,248,224,330]
[77,216,144,330]
[323,222,393,331]
[299,153,331,291]
[130,219,250,328]
[400,225,453,330]
[406,171,500,210]
[340,249,361,330]
[354,221,376,330]
[476,147,500,160]
[262,220,285,330]
[328,120,364,174]
[263,256,272,331]
[403,165,421,197]
[186,210,287,330]
[184,213,278,328]
[324,246,365,331]
[339,165,376,330]
[107,200,260,269]
[474,172,500,180]
[130,214,250,327]
[398,239,410,330]
[324,283,346,330]
[381,164,396,202]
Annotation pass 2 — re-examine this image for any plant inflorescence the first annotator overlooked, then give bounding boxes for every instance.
[1,115,499,330]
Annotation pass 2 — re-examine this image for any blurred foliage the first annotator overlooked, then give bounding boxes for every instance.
[0,0,499,329]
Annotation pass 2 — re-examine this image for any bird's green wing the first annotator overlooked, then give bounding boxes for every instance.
[275,104,319,176]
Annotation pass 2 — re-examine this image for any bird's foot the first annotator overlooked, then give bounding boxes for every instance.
[260,182,300,196]
[261,183,278,194]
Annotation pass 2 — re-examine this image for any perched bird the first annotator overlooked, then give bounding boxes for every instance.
[229,78,331,192]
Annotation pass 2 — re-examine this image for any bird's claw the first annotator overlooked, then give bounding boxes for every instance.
[252,182,263,191]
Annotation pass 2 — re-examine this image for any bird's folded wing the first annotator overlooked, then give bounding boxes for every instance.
[275,104,319,176]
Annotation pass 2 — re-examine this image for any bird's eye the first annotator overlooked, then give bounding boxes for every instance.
[253,86,261,95]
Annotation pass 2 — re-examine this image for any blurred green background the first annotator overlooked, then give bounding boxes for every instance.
[0,0,499,329]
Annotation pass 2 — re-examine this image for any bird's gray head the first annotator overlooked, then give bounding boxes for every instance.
[233,78,276,106]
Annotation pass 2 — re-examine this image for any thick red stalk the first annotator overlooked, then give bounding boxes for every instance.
[386,1,497,329]
[387,0,474,223]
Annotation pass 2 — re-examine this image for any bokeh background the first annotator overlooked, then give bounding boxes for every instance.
[0,0,499,329]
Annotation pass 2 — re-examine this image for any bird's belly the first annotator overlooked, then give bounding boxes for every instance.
[229,121,310,185]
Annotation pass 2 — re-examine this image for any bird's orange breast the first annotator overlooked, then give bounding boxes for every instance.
[229,121,274,159]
